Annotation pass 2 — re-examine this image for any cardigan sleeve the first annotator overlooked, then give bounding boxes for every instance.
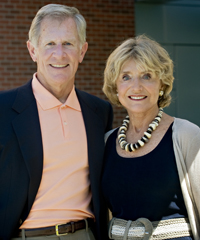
[172,118,200,240]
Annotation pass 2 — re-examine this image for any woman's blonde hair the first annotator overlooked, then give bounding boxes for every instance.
[103,35,174,108]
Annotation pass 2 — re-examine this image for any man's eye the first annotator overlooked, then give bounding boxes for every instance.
[47,42,54,46]
[122,75,131,81]
[142,73,151,80]
[64,42,72,46]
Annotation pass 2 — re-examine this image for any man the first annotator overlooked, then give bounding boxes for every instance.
[0,4,113,240]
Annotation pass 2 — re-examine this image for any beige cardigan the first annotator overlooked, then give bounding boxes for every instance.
[172,118,200,240]
[105,118,200,239]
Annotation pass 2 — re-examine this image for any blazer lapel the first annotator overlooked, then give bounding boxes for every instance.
[76,89,106,208]
[12,80,43,211]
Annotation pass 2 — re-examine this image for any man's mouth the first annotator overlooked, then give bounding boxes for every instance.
[50,64,69,68]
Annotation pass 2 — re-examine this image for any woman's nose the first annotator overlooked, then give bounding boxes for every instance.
[130,78,142,91]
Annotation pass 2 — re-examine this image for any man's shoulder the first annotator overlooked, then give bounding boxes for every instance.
[0,80,32,106]
[76,88,111,107]
[0,86,19,105]
[0,80,31,94]
[0,86,18,95]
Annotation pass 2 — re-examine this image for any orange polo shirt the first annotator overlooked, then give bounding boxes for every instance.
[20,74,94,228]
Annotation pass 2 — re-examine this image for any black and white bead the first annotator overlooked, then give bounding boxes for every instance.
[118,108,163,152]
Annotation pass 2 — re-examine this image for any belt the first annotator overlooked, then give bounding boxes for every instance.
[17,219,91,237]
[109,217,192,240]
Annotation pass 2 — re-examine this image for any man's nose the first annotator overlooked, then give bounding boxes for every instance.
[54,44,66,57]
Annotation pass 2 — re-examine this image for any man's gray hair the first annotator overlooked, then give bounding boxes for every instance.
[28,4,86,47]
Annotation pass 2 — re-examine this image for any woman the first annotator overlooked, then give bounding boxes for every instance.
[102,35,200,240]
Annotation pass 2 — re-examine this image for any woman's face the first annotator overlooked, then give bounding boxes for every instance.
[116,58,161,116]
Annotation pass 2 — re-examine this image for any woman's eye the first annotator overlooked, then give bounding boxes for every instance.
[142,73,151,80]
[122,75,131,81]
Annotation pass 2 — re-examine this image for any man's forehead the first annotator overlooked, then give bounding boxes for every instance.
[38,17,79,42]
[40,16,75,29]
[41,15,72,24]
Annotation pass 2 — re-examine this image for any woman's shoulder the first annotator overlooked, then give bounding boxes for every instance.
[173,117,200,143]
[173,117,200,133]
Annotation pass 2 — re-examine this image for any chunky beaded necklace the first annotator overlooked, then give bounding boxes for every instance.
[118,108,163,152]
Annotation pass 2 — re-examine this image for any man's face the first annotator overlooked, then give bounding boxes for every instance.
[27,17,88,94]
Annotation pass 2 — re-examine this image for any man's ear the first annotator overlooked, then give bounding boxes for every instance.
[79,42,88,63]
[27,40,37,62]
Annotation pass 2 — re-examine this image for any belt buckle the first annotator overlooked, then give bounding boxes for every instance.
[137,218,153,240]
[55,224,68,236]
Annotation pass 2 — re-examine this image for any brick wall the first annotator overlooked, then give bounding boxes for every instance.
[0,0,135,127]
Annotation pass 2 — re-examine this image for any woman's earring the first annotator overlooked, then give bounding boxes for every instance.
[159,90,164,97]
[117,93,119,97]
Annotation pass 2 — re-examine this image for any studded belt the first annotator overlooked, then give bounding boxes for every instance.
[108,217,192,240]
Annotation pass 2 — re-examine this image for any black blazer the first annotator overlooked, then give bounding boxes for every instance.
[0,80,113,240]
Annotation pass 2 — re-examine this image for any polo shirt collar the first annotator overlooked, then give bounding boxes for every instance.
[32,73,81,111]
